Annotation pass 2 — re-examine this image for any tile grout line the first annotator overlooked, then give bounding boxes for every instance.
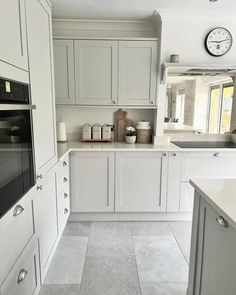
[78,222,93,294]
[168,222,189,266]
[130,222,143,295]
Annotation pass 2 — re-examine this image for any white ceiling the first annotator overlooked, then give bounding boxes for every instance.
[51,0,236,21]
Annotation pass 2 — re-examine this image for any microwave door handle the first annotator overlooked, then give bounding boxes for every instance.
[0,104,36,111]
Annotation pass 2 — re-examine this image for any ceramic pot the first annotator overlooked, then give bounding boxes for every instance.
[125,136,136,144]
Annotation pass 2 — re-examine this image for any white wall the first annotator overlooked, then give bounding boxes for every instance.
[159,11,236,64]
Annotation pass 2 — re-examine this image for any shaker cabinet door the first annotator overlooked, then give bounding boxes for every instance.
[0,0,28,71]
[53,39,75,104]
[25,0,57,175]
[194,199,236,295]
[34,168,58,281]
[115,152,167,212]
[74,40,118,105]
[71,152,115,212]
[118,41,157,106]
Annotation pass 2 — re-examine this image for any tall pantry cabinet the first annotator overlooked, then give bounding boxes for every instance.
[26,0,57,177]
[25,0,58,282]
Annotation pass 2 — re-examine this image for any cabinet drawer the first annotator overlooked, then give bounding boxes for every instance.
[57,170,69,194]
[58,196,70,234]
[0,193,34,284]
[58,186,70,208]
[1,238,40,295]
[180,183,194,212]
[57,156,69,178]
[181,152,236,181]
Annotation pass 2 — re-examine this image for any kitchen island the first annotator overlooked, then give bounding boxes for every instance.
[187,179,236,295]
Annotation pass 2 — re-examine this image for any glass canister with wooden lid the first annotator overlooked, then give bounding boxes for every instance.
[136,121,152,144]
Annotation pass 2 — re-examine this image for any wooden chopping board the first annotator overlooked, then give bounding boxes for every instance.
[117,118,135,142]
[114,109,127,141]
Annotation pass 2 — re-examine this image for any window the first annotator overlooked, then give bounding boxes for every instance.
[208,82,234,134]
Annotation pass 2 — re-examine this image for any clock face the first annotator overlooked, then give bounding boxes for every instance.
[205,27,233,57]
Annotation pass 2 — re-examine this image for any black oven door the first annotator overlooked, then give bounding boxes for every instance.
[0,106,35,218]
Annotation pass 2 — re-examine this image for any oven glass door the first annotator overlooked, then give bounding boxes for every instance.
[0,110,34,218]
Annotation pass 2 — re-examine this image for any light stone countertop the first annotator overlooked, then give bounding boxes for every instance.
[57,141,236,161]
[190,178,236,230]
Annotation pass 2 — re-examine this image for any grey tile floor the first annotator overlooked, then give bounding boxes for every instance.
[40,221,192,295]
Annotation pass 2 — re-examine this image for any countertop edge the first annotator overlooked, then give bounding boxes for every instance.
[190,179,236,231]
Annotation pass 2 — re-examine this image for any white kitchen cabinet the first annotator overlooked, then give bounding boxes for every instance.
[0,237,40,295]
[34,168,58,281]
[0,190,35,285]
[166,152,182,212]
[179,183,194,212]
[115,152,168,212]
[53,40,75,104]
[0,0,28,71]
[181,152,236,181]
[74,40,118,105]
[71,152,115,212]
[188,194,236,295]
[25,0,57,176]
[56,156,70,234]
[118,41,157,105]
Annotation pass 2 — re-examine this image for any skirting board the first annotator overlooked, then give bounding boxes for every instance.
[69,212,193,222]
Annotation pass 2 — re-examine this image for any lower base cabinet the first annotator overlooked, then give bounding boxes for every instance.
[179,183,194,212]
[188,193,236,295]
[56,156,70,234]
[70,151,168,213]
[71,152,115,212]
[34,168,58,281]
[115,152,168,212]
[0,238,40,295]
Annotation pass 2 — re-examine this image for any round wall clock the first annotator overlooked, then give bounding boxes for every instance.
[205,27,233,57]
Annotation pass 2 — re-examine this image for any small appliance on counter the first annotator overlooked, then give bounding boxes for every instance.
[57,118,67,142]
[136,121,152,144]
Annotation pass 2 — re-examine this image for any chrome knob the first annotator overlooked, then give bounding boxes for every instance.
[17,269,28,284]
[162,153,167,157]
[63,161,67,166]
[37,185,43,191]
[64,193,68,199]
[37,174,43,179]
[213,152,221,157]
[173,153,177,157]
[216,216,228,228]
[64,208,69,214]
[63,177,68,183]
[13,205,24,217]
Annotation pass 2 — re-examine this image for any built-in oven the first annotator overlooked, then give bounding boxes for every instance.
[0,78,35,218]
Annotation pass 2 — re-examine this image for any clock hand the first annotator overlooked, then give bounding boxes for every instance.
[210,39,230,43]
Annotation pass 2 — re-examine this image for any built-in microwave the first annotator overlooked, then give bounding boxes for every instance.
[0,78,36,218]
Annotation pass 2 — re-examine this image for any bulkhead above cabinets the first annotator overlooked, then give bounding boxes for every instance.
[53,38,159,107]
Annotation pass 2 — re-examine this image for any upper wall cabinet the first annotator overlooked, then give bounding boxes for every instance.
[74,40,118,105]
[26,0,57,175]
[118,41,157,106]
[54,39,158,106]
[0,0,28,71]
[53,40,75,104]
